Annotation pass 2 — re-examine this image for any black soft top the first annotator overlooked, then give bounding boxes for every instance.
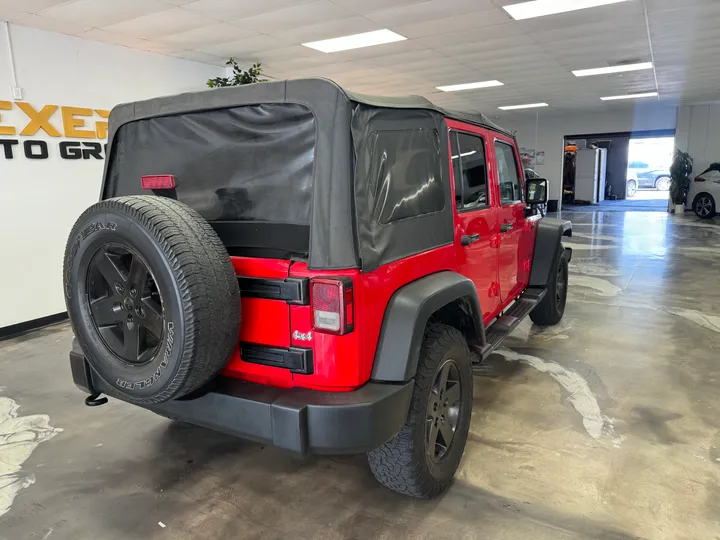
[102,78,513,271]
[106,77,513,139]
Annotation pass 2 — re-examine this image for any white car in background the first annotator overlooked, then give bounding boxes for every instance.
[686,164,720,218]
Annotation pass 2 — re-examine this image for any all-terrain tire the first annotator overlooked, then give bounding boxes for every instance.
[367,324,473,498]
[63,195,240,405]
[529,246,568,326]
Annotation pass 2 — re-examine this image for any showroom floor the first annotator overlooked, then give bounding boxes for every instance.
[2,208,719,540]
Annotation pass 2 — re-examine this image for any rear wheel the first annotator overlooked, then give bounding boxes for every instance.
[627,180,638,198]
[367,324,473,498]
[693,194,716,219]
[655,176,671,191]
[530,247,568,326]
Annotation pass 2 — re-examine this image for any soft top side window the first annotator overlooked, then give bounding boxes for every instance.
[369,128,444,224]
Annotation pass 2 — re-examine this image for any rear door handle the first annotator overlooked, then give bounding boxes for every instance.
[461,233,480,246]
[500,222,514,233]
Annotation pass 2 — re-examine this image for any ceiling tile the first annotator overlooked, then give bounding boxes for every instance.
[0,0,68,13]
[196,34,291,57]
[366,0,494,27]
[101,7,216,39]
[416,23,523,49]
[0,7,32,22]
[391,7,511,39]
[231,1,355,35]
[15,14,93,35]
[330,0,426,14]
[181,0,315,19]
[40,0,170,27]
[156,23,258,46]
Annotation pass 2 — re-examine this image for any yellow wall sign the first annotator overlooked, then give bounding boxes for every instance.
[0,102,111,160]
[0,101,110,139]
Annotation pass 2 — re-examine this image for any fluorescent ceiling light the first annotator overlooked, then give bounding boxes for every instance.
[573,62,653,77]
[600,92,658,101]
[436,80,504,92]
[498,102,549,110]
[302,29,406,53]
[503,0,630,20]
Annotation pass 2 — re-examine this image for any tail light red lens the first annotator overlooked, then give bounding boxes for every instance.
[311,278,354,335]
[695,176,705,182]
[141,174,176,190]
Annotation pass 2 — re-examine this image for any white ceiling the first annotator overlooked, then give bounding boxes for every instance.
[1,0,717,116]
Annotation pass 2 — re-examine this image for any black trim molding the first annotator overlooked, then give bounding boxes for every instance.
[240,342,313,374]
[0,312,69,340]
[237,277,309,305]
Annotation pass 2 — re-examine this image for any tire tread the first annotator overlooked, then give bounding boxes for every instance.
[64,195,240,405]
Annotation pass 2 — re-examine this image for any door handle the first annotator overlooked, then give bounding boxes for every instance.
[500,222,514,233]
[461,233,480,246]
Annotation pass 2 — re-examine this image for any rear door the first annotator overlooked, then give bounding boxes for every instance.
[492,137,526,303]
[449,125,501,322]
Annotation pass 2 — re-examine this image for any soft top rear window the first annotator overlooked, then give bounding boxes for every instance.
[105,103,316,226]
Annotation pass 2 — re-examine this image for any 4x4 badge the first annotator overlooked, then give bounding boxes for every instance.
[293,330,313,342]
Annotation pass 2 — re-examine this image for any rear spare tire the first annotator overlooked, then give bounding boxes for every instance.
[63,196,240,405]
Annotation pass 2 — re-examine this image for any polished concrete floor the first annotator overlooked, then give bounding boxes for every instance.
[2,208,720,540]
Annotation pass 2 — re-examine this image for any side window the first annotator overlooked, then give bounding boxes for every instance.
[495,141,523,204]
[452,131,488,211]
[369,128,444,224]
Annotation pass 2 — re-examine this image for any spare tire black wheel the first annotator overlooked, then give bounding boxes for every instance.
[63,195,241,405]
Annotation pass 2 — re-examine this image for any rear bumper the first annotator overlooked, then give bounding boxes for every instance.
[69,346,413,456]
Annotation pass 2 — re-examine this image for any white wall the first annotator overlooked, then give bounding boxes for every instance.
[501,102,679,201]
[676,104,720,177]
[0,24,223,328]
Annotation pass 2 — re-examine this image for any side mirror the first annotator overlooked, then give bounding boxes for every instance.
[526,178,548,205]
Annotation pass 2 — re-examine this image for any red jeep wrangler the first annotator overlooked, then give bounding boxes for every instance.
[64,78,571,498]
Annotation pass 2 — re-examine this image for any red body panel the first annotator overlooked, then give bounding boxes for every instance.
[221,118,538,392]
[490,132,529,303]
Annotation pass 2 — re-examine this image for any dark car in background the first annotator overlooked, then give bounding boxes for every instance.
[626,161,671,196]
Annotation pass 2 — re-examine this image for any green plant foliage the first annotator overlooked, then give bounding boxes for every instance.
[669,149,693,204]
[207,59,266,88]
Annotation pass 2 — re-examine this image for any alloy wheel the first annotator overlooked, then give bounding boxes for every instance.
[426,359,462,461]
[85,244,164,364]
[627,181,637,198]
[696,197,713,217]
[656,177,670,191]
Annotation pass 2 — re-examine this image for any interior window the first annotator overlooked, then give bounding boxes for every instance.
[454,132,488,210]
[495,141,523,204]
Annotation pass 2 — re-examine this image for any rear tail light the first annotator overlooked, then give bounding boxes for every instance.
[311,278,354,335]
[695,176,705,182]
[141,174,176,190]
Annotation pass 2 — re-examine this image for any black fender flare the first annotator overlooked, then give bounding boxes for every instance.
[528,217,572,288]
[371,271,484,382]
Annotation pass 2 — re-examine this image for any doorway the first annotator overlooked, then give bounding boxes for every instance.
[626,137,674,201]
[562,129,675,211]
